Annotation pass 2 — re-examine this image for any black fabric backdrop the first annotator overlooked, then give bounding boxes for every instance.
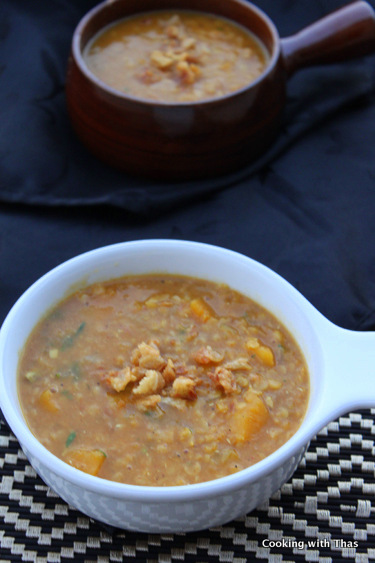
[1,0,375,332]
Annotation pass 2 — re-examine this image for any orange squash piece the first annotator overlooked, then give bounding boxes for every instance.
[230,392,268,444]
[190,297,214,322]
[39,389,60,413]
[64,449,106,476]
[246,338,275,367]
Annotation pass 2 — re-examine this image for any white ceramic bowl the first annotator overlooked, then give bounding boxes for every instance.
[0,240,374,533]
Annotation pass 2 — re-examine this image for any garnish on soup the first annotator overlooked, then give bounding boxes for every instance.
[18,274,309,486]
[84,11,268,102]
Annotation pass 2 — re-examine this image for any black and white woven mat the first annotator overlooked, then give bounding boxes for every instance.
[1,409,374,562]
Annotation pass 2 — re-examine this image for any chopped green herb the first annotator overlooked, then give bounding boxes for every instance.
[54,363,81,381]
[60,390,73,400]
[243,312,251,324]
[61,322,86,351]
[48,309,63,321]
[70,361,81,380]
[65,431,76,447]
[98,449,107,458]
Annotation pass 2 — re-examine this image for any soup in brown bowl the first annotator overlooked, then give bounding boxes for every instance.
[84,10,268,102]
[67,0,375,180]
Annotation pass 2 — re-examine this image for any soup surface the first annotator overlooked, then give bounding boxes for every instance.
[18,275,309,486]
[84,10,268,102]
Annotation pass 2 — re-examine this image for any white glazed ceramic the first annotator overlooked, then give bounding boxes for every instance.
[0,240,374,533]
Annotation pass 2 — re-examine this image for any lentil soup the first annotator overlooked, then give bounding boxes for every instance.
[84,11,268,102]
[18,275,309,486]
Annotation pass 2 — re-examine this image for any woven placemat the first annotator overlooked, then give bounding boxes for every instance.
[1,409,374,562]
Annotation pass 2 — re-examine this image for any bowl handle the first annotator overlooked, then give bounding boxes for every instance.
[281,0,375,76]
[316,318,375,424]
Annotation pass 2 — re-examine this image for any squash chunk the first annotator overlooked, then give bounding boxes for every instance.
[246,338,275,367]
[190,297,214,322]
[230,392,268,444]
[64,449,106,476]
[39,389,59,413]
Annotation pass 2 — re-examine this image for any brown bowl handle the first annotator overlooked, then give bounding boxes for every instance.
[281,0,375,76]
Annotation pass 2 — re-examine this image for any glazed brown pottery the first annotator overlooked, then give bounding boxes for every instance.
[66,0,375,180]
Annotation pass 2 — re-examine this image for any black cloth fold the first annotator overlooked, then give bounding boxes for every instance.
[1,0,375,331]
[1,0,375,216]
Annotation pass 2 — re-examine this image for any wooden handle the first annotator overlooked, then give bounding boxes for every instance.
[281,0,375,75]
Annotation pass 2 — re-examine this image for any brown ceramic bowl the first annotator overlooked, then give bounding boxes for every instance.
[66,0,375,180]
